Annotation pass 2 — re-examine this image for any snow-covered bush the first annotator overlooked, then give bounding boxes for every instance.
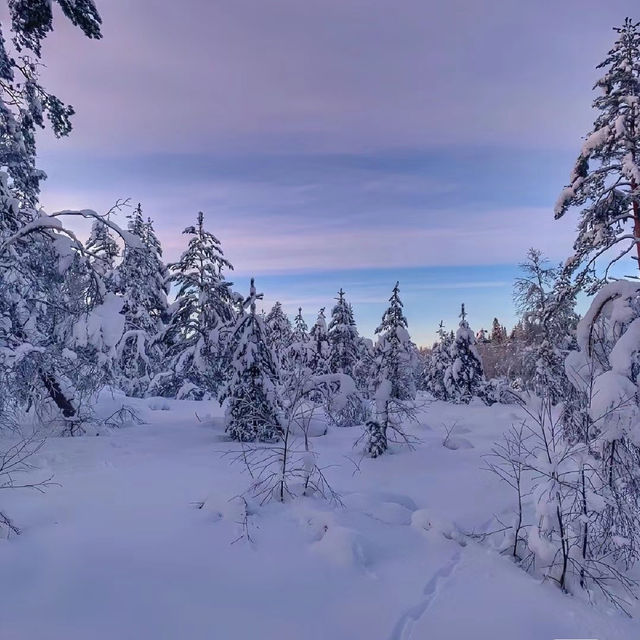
[365,420,387,458]
[488,393,638,613]
[563,280,640,568]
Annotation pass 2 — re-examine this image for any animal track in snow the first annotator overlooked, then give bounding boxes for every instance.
[389,548,462,640]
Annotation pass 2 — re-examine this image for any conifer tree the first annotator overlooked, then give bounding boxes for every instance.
[86,217,119,278]
[265,301,293,367]
[326,289,369,426]
[292,307,308,342]
[112,204,168,397]
[309,307,330,375]
[365,419,387,458]
[328,288,360,377]
[220,278,280,442]
[555,18,640,290]
[287,307,313,372]
[152,211,235,399]
[514,248,577,401]
[490,318,505,344]
[423,321,452,401]
[443,304,485,403]
[372,282,416,401]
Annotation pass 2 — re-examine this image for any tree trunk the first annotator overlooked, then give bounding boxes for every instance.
[39,370,76,418]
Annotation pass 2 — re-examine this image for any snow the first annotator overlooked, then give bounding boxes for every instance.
[1,396,639,639]
[73,293,125,351]
[581,124,611,155]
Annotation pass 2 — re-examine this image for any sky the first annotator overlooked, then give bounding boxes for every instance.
[31,0,640,344]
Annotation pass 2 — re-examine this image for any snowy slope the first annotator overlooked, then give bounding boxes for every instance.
[1,396,639,640]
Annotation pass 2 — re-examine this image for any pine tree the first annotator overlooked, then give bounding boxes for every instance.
[372,282,417,401]
[0,1,101,206]
[265,301,293,367]
[326,289,368,426]
[423,321,453,401]
[328,288,360,377]
[443,304,485,403]
[555,19,640,290]
[220,278,280,442]
[292,307,308,341]
[112,204,168,397]
[287,307,313,372]
[153,211,235,399]
[490,318,505,344]
[309,307,330,375]
[86,217,119,278]
[365,419,387,458]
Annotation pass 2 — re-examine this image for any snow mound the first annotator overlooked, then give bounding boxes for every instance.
[310,524,371,569]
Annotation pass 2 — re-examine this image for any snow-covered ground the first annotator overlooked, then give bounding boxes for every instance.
[1,395,639,640]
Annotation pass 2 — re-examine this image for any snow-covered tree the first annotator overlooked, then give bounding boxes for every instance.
[423,321,453,400]
[514,248,578,402]
[111,204,168,397]
[555,18,640,290]
[287,307,313,372]
[328,289,360,377]
[325,289,369,426]
[152,211,235,399]
[86,217,119,278]
[443,304,485,403]
[0,0,131,431]
[220,278,280,442]
[490,318,506,344]
[372,282,417,401]
[292,307,308,342]
[0,1,101,207]
[563,280,640,567]
[265,301,293,367]
[309,307,331,375]
[489,393,638,611]
[365,419,387,458]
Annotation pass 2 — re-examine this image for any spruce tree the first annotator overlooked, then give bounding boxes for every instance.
[326,289,368,426]
[287,307,313,372]
[220,278,280,442]
[444,304,485,403]
[112,204,168,397]
[372,282,416,401]
[309,307,330,375]
[265,301,293,367]
[423,321,452,401]
[365,419,388,458]
[555,18,640,290]
[152,211,235,399]
[328,288,360,377]
[490,318,505,344]
[86,217,119,278]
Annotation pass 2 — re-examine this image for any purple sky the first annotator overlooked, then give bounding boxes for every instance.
[31,0,640,343]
